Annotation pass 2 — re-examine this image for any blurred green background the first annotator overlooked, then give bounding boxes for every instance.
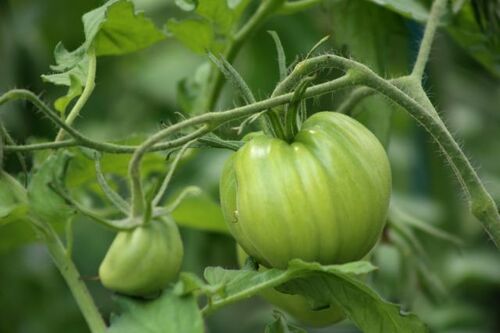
[1,0,499,332]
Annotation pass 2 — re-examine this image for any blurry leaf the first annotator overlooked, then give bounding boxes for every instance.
[265,311,307,333]
[108,290,204,333]
[177,62,212,113]
[447,2,500,77]
[332,0,410,145]
[63,138,167,188]
[196,0,249,34]
[174,272,211,296]
[175,0,198,11]
[27,152,75,226]
[445,251,500,288]
[203,260,427,332]
[170,188,229,234]
[53,74,83,114]
[167,0,251,53]
[166,19,219,54]
[390,204,463,247]
[363,0,429,22]
[0,171,35,254]
[0,219,38,254]
[0,171,28,224]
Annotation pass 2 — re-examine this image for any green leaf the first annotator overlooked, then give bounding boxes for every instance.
[278,268,428,333]
[170,188,229,234]
[42,43,88,87]
[27,152,75,226]
[43,0,165,78]
[42,0,165,115]
[53,74,84,114]
[363,0,429,22]
[167,0,250,53]
[0,171,35,254]
[166,19,219,54]
[0,171,28,224]
[108,289,204,333]
[176,62,212,114]
[202,260,427,332]
[83,0,165,56]
[265,311,307,333]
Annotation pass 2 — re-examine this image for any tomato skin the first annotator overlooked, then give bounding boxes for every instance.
[99,218,183,296]
[236,246,345,327]
[221,112,391,269]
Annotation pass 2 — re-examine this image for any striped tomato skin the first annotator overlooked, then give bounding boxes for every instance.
[220,112,391,269]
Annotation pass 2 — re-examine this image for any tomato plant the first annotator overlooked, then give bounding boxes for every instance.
[0,0,499,332]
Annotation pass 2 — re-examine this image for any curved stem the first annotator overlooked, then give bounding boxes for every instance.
[129,126,210,217]
[411,0,448,80]
[128,72,356,216]
[361,73,500,246]
[55,48,97,142]
[152,140,194,207]
[41,220,107,333]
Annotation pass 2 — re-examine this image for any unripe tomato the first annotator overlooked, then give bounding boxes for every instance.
[236,245,345,327]
[221,112,391,268]
[99,217,183,296]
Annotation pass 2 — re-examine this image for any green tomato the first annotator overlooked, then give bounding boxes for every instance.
[236,245,345,327]
[221,112,391,268]
[99,218,183,296]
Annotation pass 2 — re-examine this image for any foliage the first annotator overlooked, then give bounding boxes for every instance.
[0,0,499,332]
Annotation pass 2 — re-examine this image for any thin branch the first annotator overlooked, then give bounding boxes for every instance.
[41,221,107,333]
[152,140,194,207]
[94,155,130,214]
[412,0,448,80]
[55,48,97,142]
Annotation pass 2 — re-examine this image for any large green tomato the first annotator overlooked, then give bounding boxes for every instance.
[221,112,391,268]
[236,245,345,327]
[99,217,183,296]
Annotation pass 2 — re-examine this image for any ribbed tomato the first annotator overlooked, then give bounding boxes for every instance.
[220,112,391,268]
[99,217,183,296]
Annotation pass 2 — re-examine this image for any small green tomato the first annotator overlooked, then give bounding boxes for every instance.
[99,218,183,297]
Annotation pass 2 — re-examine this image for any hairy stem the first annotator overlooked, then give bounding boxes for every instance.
[412,0,448,80]
[55,48,97,142]
[362,73,500,246]
[128,72,356,216]
[42,221,107,333]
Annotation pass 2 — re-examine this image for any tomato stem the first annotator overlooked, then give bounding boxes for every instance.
[42,221,107,333]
